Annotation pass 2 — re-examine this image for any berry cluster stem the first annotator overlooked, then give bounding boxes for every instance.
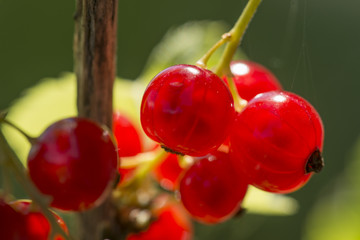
[123,148,168,188]
[0,130,70,240]
[227,76,248,112]
[212,0,262,112]
[214,0,262,77]
[196,33,231,68]
[196,0,262,112]
[0,118,36,145]
[120,149,167,169]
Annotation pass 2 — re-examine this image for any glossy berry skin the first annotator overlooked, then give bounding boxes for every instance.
[113,112,142,157]
[224,60,282,101]
[141,64,235,156]
[113,112,142,185]
[0,200,67,240]
[179,150,248,224]
[127,199,192,240]
[229,91,324,193]
[27,117,119,211]
[10,200,68,240]
[153,153,183,191]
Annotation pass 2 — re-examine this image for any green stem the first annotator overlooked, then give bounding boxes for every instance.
[214,0,262,76]
[196,33,231,68]
[0,131,71,240]
[124,148,168,188]
[120,150,162,169]
[135,150,167,182]
[0,119,37,145]
[227,76,248,112]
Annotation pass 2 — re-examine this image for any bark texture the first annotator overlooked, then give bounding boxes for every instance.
[74,0,117,128]
[74,1,122,239]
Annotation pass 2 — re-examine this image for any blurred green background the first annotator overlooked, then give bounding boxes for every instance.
[1,0,360,239]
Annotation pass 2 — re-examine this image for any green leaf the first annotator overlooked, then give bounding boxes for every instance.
[243,186,298,215]
[2,73,143,165]
[2,73,77,163]
[303,137,360,240]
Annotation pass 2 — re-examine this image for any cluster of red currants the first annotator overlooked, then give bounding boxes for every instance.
[140,60,324,225]
[0,60,324,239]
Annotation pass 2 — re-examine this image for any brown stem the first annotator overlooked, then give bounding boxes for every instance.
[73,0,122,239]
[74,0,117,128]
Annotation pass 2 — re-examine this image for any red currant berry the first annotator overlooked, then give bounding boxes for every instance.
[10,200,68,240]
[127,197,192,240]
[224,60,282,101]
[27,117,119,211]
[153,153,183,191]
[141,64,235,156]
[229,91,324,193]
[0,199,26,239]
[179,150,248,224]
[113,112,142,185]
[113,111,142,157]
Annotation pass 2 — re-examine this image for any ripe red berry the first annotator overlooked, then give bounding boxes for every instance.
[113,112,142,185]
[113,112,142,157]
[140,64,235,156]
[27,117,119,211]
[153,153,183,191]
[224,60,282,101]
[179,150,248,224]
[127,197,192,240]
[229,91,324,193]
[10,200,68,240]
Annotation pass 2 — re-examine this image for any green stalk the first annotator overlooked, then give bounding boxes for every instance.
[123,148,168,188]
[214,0,262,76]
[1,119,36,145]
[196,33,231,68]
[196,0,262,111]
[227,75,249,112]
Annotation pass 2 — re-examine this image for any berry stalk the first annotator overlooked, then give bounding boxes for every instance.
[123,148,168,188]
[0,117,36,145]
[226,75,248,112]
[196,0,262,112]
[213,0,262,111]
[214,0,262,77]
[120,149,168,169]
[196,33,231,68]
